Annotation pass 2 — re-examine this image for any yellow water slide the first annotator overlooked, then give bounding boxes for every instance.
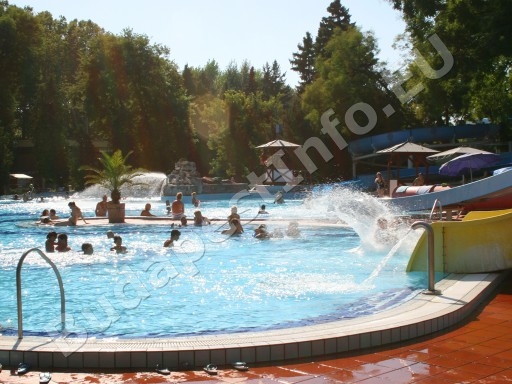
[407,209,512,273]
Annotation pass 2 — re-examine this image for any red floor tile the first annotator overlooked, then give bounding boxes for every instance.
[460,361,506,376]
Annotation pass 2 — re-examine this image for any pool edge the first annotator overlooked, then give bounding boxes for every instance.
[0,271,507,370]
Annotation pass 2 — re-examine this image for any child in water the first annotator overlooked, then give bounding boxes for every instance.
[45,231,58,252]
[110,235,127,253]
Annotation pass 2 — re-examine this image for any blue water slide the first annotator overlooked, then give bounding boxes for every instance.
[348,124,499,156]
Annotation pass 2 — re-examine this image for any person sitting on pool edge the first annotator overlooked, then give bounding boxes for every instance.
[67,201,87,225]
[110,235,127,253]
[164,229,181,247]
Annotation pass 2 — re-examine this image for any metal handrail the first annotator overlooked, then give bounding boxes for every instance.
[16,248,66,339]
[429,198,443,221]
[411,221,441,295]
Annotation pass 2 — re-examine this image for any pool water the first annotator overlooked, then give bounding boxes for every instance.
[0,186,436,339]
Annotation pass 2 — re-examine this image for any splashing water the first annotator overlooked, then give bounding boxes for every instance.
[76,172,167,199]
[302,184,415,253]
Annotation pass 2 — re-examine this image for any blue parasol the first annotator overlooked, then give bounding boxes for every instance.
[439,152,501,180]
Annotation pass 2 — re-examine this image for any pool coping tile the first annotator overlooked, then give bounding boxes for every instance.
[0,272,505,369]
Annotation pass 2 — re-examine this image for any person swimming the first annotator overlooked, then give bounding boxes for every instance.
[164,229,181,247]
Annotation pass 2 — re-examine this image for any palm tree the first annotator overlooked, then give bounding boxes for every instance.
[81,150,145,204]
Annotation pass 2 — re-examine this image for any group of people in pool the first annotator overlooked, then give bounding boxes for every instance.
[38,201,87,226]
[39,208,59,224]
[41,191,296,254]
[44,229,130,255]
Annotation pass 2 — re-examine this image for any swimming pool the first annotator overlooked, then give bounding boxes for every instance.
[0,186,437,339]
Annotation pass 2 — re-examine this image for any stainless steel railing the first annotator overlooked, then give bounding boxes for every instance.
[16,248,66,339]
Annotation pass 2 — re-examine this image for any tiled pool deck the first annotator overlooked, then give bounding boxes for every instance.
[0,271,506,377]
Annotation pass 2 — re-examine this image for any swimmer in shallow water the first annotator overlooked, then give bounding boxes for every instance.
[254,224,271,239]
[45,231,57,252]
[374,217,398,244]
[193,210,211,226]
[81,242,94,255]
[56,233,71,252]
[222,218,244,236]
[164,229,181,247]
[110,235,127,253]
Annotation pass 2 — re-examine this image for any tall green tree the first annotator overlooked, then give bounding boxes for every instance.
[301,26,411,178]
[261,60,289,100]
[315,0,355,58]
[290,32,316,94]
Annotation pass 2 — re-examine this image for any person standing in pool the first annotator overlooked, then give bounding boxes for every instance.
[171,192,185,219]
[110,235,127,253]
[140,203,156,216]
[227,206,240,222]
[45,231,58,252]
[95,194,108,217]
[193,210,211,226]
[254,224,271,239]
[55,233,71,252]
[222,218,244,235]
[49,209,59,220]
[81,243,94,255]
[191,192,200,207]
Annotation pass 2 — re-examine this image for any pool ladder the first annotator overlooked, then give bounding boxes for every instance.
[16,248,66,339]
[411,220,441,295]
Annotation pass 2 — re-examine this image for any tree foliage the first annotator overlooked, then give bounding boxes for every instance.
[388,0,512,125]
[0,2,192,191]
[4,0,507,190]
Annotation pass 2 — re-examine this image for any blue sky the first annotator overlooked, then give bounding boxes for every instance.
[8,0,407,86]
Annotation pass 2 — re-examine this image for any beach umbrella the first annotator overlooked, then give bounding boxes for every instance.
[439,152,501,180]
[255,139,300,148]
[426,146,494,162]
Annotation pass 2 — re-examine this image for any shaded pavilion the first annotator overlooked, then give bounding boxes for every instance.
[376,141,439,186]
[255,139,307,185]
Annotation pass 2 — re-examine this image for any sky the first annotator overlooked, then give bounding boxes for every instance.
[8,0,407,87]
